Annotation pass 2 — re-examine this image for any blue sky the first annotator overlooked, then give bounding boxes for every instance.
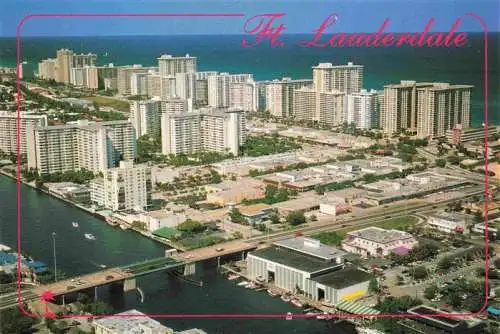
[1,0,498,36]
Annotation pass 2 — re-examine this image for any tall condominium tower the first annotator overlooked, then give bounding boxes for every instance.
[416,83,472,139]
[229,80,258,112]
[27,120,136,175]
[161,108,246,156]
[293,87,346,127]
[265,78,313,118]
[130,100,162,138]
[56,49,74,84]
[157,54,197,76]
[208,73,254,108]
[312,62,364,94]
[346,89,380,130]
[0,112,48,155]
[381,80,472,137]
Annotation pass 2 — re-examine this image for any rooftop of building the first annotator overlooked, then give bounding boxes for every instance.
[345,227,415,244]
[274,236,346,261]
[407,305,484,329]
[37,119,131,130]
[312,62,363,68]
[272,195,322,213]
[311,266,372,289]
[93,309,172,332]
[238,203,273,217]
[249,246,342,274]
[429,211,472,222]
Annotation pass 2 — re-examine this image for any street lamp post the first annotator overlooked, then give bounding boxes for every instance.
[52,232,57,282]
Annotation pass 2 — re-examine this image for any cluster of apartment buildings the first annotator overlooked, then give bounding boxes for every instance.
[259,62,473,139]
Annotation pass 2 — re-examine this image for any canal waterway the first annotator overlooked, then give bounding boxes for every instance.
[0,175,358,333]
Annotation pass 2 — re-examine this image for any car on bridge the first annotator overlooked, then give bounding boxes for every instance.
[105,275,114,280]
[216,247,224,252]
[67,285,75,290]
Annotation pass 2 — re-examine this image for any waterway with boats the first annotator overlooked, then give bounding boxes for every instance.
[0,175,359,333]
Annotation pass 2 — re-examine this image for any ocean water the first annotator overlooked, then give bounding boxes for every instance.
[0,34,498,126]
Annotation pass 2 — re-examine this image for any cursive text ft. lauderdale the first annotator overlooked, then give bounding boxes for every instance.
[242,13,469,48]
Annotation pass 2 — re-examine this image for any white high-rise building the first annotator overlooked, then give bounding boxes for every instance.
[37,59,58,80]
[161,108,246,156]
[293,88,346,127]
[208,73,254,108]
[265,78,313,117]
[117,66,151,95]
[229,80,258,112]
[381,81,472,136]
[96,161,152,211]
[416,83,472,139]
[313,62,363,94]
[27,120,135,175]
[160,98,189,115]
[130,100,162,138]
[157,54,196,76]
[195,71,218,105]
[0,112,48,155]
[70,66,99,89]
[130,72,150,96]
[346,89,380,129]
[175,72,196,101]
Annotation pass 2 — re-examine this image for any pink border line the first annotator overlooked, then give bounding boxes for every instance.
[15,12,490,321]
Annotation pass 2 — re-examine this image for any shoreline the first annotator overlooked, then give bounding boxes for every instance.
[0,169,183,251]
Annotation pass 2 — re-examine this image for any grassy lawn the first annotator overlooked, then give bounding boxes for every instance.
[85,95,130,112]
[312,215,420,246]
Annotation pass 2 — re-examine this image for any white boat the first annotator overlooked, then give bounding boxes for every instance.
[72,222,79,228]
[99,264,107,268]
[291,299,303,308]
[281,295,291,302]
[227,274,240,281]
[84,233,96,240]
[246,282,257,289]
[237,281,248,286]
[120,225,129,230]
[267,289,278,297]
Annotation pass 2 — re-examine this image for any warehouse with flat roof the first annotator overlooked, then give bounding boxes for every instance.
[247,236,372,304]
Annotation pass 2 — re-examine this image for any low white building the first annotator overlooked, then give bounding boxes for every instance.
[319,197,352,216]
[342,227,418,258]
[427,212,471,235]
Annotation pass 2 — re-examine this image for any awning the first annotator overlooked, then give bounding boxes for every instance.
[335,300,381,315]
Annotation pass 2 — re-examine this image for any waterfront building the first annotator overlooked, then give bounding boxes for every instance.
[265,78,312,117]
[341,226,418,258]
[37,58,58,80]
[293,87,346,127]
[229,80,258,112]
[158,54,197,76]
[91,161,151,211]
[381,80,472,136]
[247,236,372,304]
[445,124,499,145]
[93,309,207,334]
[426,211,471,235]
[56,48,74,83]
[416,83,472,138]
[312,62,363,94]
[257,80,272,112]
[72,52,97,68]
[96,64,118,89]
[346,89,380,129]
[399,305,486,333]
[0,112,48,155]
[161,108,246,156]
[27,120,135,175]
[130,99,162,138]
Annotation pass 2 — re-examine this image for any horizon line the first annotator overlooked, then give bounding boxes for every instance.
[2,31,499,38]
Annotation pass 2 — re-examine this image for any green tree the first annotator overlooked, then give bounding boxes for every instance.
[0,307,37,333]
[368,278,380,294]
[177,219,205,233]
[424,284,438,300]
[435,159,446,168]
[229,208,247,224]
[286,211,306,226]
[411,266,428,280]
